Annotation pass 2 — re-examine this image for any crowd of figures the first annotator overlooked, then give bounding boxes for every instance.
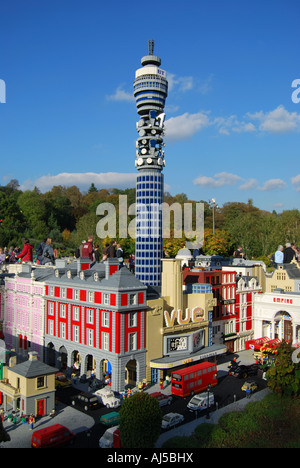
[270,242,300,268]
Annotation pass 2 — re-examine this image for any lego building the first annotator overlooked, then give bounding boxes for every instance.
[43,258,148,393]
[253,290,300,344]
[145,258,226,384]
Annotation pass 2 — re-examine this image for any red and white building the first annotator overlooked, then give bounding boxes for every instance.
[44,258,148,392]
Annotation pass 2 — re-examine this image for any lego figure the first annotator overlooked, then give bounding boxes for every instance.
[28,414,35,430]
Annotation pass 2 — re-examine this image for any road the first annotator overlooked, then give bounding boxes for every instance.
[57,369,267,448]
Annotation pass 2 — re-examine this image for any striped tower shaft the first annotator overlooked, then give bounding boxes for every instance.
[134,40,168,288]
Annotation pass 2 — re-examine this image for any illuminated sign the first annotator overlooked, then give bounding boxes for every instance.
[164,307,204,328]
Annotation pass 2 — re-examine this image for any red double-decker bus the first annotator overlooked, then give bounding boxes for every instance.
[171,362,218,397]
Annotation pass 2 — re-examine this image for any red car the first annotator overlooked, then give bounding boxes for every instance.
[149,392,172,407]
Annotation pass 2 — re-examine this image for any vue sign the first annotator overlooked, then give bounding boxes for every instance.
[164,307,204,328]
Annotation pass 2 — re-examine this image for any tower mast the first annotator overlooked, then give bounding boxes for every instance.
[133,40,168,288]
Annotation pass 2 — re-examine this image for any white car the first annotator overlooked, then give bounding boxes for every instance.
[94,387,121,409]
[161,412,184,430]
[187,392,215,412]
[99,426,119,448]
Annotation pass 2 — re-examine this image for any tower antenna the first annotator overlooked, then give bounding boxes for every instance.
[148,39,154,55]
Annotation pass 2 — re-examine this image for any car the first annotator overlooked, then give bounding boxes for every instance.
[149,392,173,407]
[99,426,119,448]
[231,364,259,379]
[161,412,184,430]
[93,387,121,409]
[241,381,258,393]
[71,392,101,411]
[187,392,215,412]
[55,372,72,389]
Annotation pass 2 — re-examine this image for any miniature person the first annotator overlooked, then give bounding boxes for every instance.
[28,414,35,430]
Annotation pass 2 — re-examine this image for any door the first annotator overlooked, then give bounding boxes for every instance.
[284,320,293,342]
[37,399,45,416]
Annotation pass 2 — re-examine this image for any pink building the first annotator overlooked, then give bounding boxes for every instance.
[3,264,53,361]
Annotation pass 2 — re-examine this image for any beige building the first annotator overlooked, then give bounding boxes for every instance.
[145,259,225,384]
[266,262,300,293]
[0,351,57,417]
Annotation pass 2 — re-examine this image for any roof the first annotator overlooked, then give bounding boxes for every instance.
[9,358,58,378]
[100,267,146,291]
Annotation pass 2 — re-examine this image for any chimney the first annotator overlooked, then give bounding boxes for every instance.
[105,258,119,279]
[77,258,91,273]
[28,351,38,361]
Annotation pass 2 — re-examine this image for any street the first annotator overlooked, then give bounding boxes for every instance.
[57,369,267,448]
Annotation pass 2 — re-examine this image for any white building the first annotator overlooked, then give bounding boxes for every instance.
[253,291,300,345]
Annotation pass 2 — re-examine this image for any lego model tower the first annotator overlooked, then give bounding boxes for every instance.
[134,40,168,288]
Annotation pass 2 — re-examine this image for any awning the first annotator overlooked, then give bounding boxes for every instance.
[150,343,227,370]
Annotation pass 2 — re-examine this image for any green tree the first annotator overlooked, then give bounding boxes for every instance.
[266,341,300,397]
[119,392,162,448]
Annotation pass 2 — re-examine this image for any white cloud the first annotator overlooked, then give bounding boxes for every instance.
[193,171,242,188]
[20,172,137,192]
[165,112,211,142]
[106,85,134,102]
[239,178,258,190]
[257,179,286,191]
[291,174,300,192]
[247,105,300,134]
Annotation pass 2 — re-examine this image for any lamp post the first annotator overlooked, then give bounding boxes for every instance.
[206,383,211,419]
[209,199,216,235]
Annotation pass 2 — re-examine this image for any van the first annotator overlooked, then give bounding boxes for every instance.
[31,424,75,448]
[99,425,119,448]
[187,392,215,412]
[100,411,120,427]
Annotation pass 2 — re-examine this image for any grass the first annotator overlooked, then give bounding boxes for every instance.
[161,393,300,448]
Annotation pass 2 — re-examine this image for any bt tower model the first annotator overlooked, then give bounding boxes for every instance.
[134,40,168,287]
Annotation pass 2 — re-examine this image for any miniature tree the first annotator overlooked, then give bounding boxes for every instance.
[119,392,162,448]
[266,341,300,397]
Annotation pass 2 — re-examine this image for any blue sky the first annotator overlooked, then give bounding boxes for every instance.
[0,0,299,213]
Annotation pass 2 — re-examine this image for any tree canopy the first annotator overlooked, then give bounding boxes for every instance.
[0,179,299,260]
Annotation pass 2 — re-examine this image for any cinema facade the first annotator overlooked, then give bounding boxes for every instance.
[253,290,300,345]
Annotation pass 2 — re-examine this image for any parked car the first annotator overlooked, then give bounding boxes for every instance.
[71,392,101,411]
[31,424,75,448]
[99,426,119,448]
[187,392,215,412]
[55,372,72,389]
[230,364,259,379]
[94,387,121,409]
[161,412,184,430]
[149,392,173,407]
[100,411,120,427]
[241,381,258,393]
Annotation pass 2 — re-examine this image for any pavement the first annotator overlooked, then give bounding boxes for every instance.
[0,349,268,449]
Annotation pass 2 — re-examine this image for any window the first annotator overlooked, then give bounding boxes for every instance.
[61,288,66,299]
[103,312,110,327]
[104,293,109,305]
[49,287,54,297]
[86,309,94,324]
[60,322,66,339]
[60,304,66,318]
[129,312,137,327]
[74,290,79,301]
[37,376,45,388]
[73,325,80,343]
[73,307,80,321]
[87,328,93,346]
[103,332,109,351]
[129,333,137,351]
[48,303,54,316]
[129,294,137,305]
[88,291,94,303]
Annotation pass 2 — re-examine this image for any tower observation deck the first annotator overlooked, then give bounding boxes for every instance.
[134,40,168,288]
